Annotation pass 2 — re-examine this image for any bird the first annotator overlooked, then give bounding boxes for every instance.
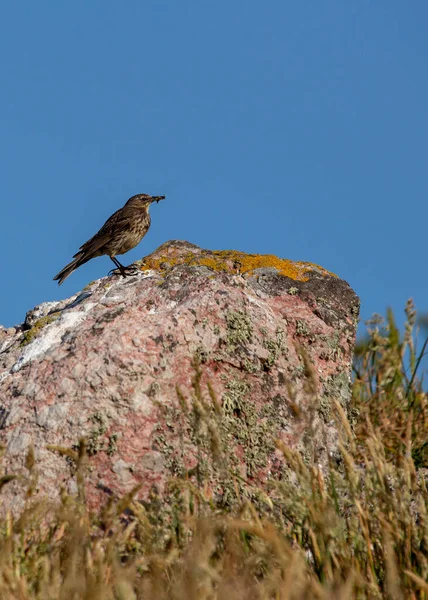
[53,193,165,285]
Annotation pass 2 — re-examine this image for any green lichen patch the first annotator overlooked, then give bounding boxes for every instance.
[20,313,60,346]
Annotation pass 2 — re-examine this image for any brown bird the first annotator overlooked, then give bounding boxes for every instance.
[53,193,165,285]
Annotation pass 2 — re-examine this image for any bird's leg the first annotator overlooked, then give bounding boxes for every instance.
[109,256,139,277]
[110,256,127,276]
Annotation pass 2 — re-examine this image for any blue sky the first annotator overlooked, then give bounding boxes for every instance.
[1,1,427,339]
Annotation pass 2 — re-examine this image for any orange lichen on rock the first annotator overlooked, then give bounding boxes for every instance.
[139,243,336,282]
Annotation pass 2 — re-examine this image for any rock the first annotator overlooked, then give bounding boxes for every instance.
[0,241,359,516]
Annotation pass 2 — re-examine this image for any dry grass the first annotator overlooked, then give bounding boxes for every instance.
[0,303,427,599]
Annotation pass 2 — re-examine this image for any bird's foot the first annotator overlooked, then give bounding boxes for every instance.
[108,264,140,277]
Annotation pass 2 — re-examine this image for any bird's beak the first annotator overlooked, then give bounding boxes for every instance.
[152,195,166,203]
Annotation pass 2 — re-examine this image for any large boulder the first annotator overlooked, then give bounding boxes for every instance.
[0,241,359,515]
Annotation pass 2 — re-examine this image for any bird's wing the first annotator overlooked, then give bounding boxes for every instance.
[73,233,111,258]
[74,207,130,257]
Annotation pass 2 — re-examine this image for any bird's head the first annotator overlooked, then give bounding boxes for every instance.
[126,194,166,209]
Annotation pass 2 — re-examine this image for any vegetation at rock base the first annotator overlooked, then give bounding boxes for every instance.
[0,302,427,599]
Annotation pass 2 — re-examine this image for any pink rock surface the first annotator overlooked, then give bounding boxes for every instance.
[0,241,359,514]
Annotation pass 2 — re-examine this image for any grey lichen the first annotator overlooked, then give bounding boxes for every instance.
[194,345,209,365]
[318,395,332,422]
[321,371,351,420]
[225,310,253,350]
[107,433,119,456]
[319,331,342,362]
[241,357,259,373]
[87,412,109,456]
[316,297,330,307]
[221,377,278,479]
[263,327,286,368]
[222,378,251,414]
[295,320,310,338]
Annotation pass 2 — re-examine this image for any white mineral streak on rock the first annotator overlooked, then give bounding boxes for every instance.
[0,339,12,354]
[12,306,94,373]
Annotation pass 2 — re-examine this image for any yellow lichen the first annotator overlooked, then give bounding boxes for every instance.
[140,247,336,282]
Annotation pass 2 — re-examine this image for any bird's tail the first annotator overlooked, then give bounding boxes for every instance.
[53,254,88,285]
